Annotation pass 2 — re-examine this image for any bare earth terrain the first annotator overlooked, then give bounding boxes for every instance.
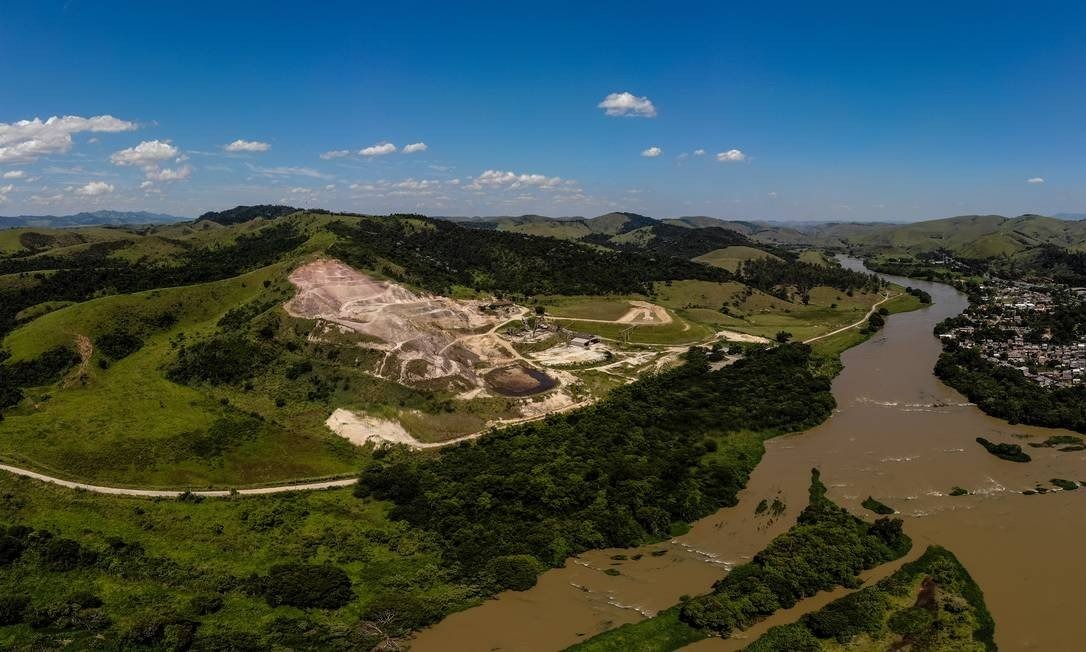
[285,258,526,392]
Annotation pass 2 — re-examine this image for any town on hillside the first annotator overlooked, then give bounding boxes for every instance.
[938,278,1086,387]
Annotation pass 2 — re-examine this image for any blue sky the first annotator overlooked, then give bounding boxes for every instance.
[1,1,1084,220]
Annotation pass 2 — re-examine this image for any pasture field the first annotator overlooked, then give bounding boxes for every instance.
[692,245,782,272]
[537,295,642,321]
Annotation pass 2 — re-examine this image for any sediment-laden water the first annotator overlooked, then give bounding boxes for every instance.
[413,259,1084,651]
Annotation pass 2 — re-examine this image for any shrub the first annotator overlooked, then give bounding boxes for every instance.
[487,554,542,591]
[188,593,225,616]
[0,535,26,565]
[888,605,935,637]
[96,330,144,360]
[263,564,353,609]
[0,594,30,625]
[39,537,95,571]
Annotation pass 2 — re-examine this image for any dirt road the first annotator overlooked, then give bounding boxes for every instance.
[0,463,357,498]
[802,292,897,344]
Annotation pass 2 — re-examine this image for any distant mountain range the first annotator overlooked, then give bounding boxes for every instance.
[0,210,186,229]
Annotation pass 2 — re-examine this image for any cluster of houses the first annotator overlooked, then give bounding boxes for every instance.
[940,280,1086,387]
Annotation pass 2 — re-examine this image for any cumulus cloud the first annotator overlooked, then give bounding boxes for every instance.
[360,142,397,157]
[2,170,25,179]
[75,181,114,196]
[145,165,192,182]
[224,139,270,153]
[467,169,564,190]
[140,180,153,189]
[402,142,428,154]
[598,92,657,118]
[0,114,136,163]
[693,149,706,156]
[641,146,662,158]
[320,149,350,160]
[1027,177,1045,184]
[111,140,178,166]
[716,149,747,162]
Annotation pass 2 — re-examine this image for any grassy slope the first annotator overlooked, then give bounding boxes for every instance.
[540,278,900,345]
[0,262,366,487]
[692,245,782,272]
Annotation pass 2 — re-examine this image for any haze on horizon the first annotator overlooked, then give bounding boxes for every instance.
[2,1,1084,222]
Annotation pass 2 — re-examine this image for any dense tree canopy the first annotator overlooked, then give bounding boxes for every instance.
[357,344,835,585]
[326,216,733,297]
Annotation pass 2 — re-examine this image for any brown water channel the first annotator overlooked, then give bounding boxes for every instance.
[412,258,1084,651]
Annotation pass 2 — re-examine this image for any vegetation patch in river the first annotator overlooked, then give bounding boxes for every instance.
[975,437,1031,463]
[745,545,996,651]
[1029,435,1084,451]
[862,496,896,515]
[1050,478,1079,491]
[567,469,912,650]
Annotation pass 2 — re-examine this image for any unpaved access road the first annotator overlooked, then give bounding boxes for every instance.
[802,292,897,344]
[0,464,357,498]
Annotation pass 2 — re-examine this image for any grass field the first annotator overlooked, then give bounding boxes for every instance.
[555,315,714,345]
[798,250,833,266]
[692,245,782,272]
[538,295,642,321]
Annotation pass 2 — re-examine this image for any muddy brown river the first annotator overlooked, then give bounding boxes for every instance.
[412,259,1084,652]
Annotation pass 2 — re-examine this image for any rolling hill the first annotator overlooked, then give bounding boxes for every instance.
[0,209,185,229]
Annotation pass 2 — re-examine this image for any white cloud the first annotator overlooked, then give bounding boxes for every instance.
[597,92,657,118]
[30,193,64,204]
[0,114,136,164]
[224,139,270,153]
[676,152,689,160]
[140,180,153,189]
[247,163,329,179]
[75,181,114,196]
[1027,177,1045,184]
[360,142,397,157]
[641,146,662,158]
[320,149,350,160]
[325,184,336,190]
[716,149,747,162]
[2,170,25,179]
[768,191,778,197]
[693,149,706,156]
[145,165,191,182]
[110,140,178,166]
[402,142,428,154]
[467,169,564,190]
